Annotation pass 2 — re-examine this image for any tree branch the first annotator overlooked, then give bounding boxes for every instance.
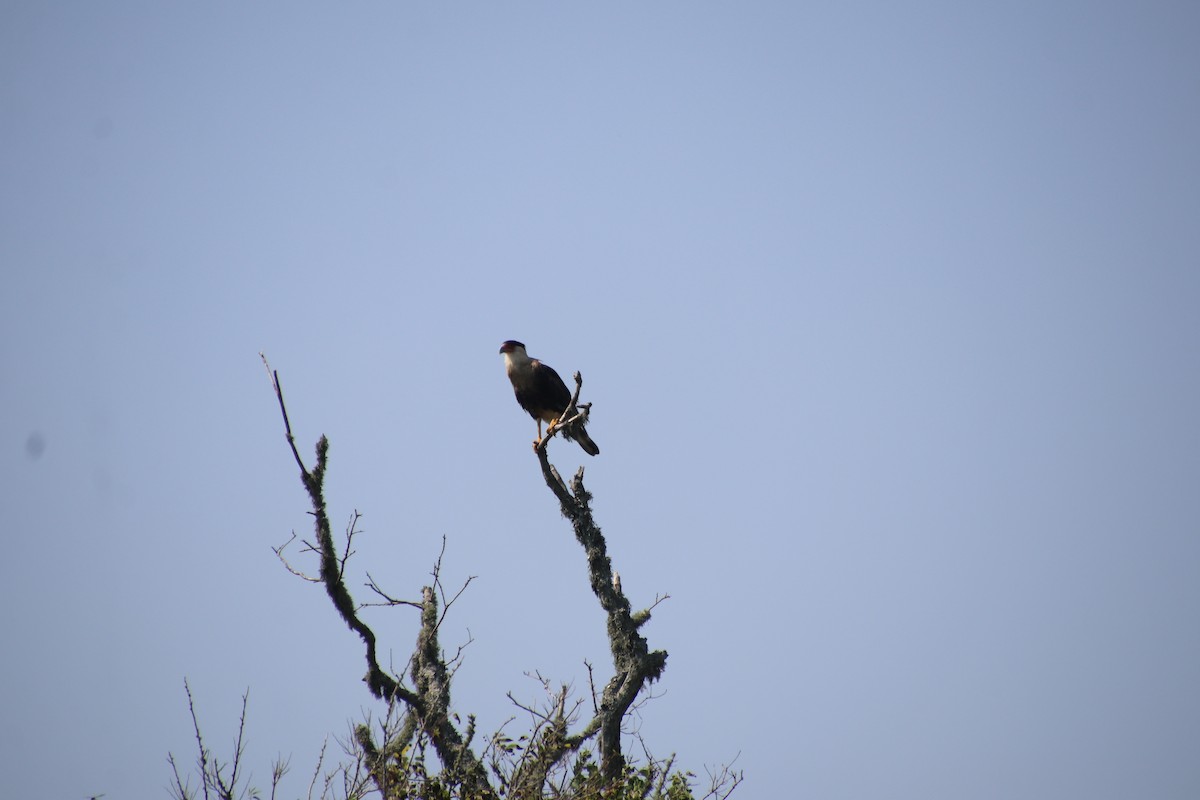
[533,372,669,783]
[535,371,590,455]
[263,354,418,708]
[264,355,496,799]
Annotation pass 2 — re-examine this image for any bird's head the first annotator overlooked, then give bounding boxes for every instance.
[499,340,531,372]
[499,340,527,356]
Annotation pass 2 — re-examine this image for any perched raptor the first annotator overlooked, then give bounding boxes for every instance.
[499,340,600,456]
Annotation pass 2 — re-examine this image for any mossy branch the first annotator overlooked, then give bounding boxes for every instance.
[535,372,669,784]
[263,355,495,799]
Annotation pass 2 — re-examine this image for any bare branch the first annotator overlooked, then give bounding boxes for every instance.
[167,752,192,800]
[445,628,476,679]
[338,511,363,583]
[305,738,328,800]
[261,353,308,478]
[506,691,554,724]
[534,371,587,454]
[268,753,289,800]
[505,677,585,798]
[431,534,475,626]
[440,574,477,626]
[584,659,599,715]
[361,573,422,609]
[170,681,259,800]
[273,532,321,582]
[655,753,677,799]
[699,753,745,800]
[222,688,251,797]
[184,679,211,800]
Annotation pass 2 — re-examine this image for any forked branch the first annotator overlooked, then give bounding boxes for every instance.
[535,371,590,456]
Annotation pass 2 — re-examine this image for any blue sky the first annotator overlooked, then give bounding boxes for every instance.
[2,2,1199,798]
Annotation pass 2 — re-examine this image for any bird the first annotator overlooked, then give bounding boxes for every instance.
[499,340,599,456]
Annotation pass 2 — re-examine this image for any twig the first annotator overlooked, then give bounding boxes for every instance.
[338,511,363,583]
[306,738,328,800]
[167,752,191,800]
[584,659,599,715]
[268,753,290,800]
[273,532,321,582]
[440,574,477,627]
[699,753,744,800]
[445,628,476,679]
[506,691,555,723]
[361,574,422,609]
[184,679,211,800]
[261,353,307,478]
[535,372,587,454]
[654,753,676,798]
[222,688,251,797]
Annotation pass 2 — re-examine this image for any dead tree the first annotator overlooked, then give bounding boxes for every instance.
[262,356,669,797]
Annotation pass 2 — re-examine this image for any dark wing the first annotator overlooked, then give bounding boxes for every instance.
[516,360,572,421]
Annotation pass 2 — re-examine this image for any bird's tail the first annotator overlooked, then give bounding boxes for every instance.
[564,423,600,456]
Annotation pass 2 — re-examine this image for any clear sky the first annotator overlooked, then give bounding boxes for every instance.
[3,2,1198,798]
